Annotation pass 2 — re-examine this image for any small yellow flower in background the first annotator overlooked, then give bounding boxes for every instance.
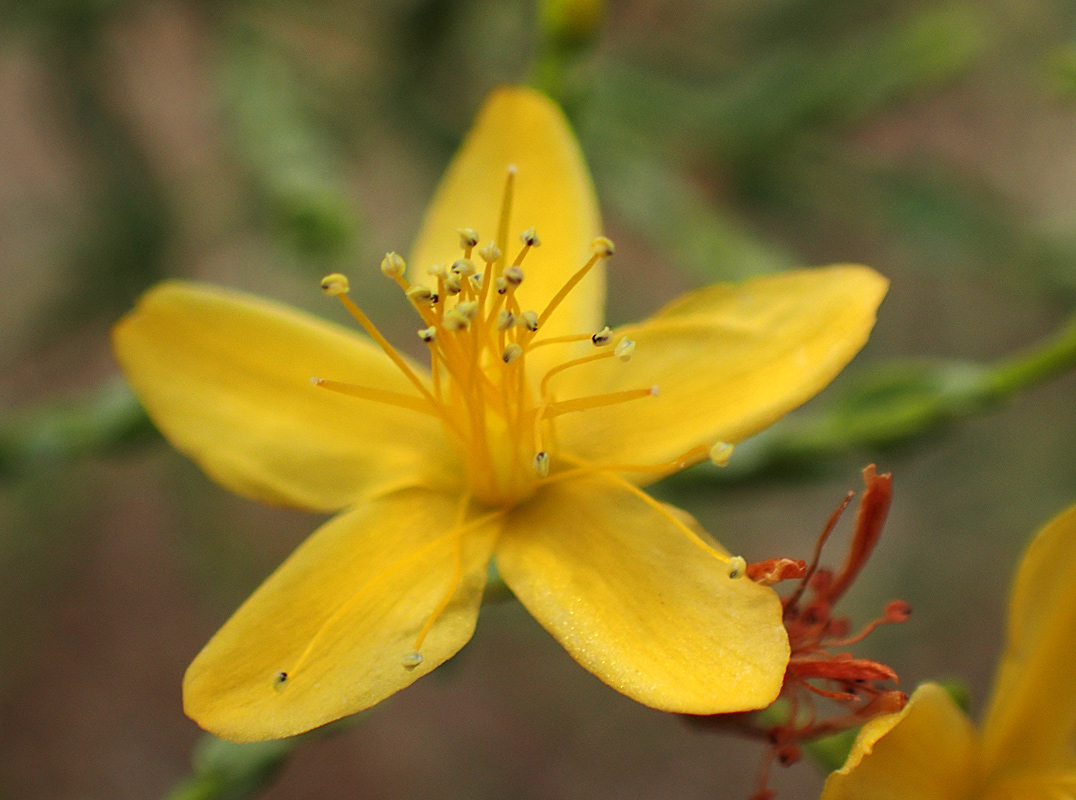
[822,502,1076,800]
[112,86,887,743]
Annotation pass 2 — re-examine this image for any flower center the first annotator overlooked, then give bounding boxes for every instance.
[313,168,660,508]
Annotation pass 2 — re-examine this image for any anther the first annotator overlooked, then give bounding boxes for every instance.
[401,651,423,669]
[727,556,748,579]
[533,451,550,477]
[273,671,288,691]
[591,326,613,346]
[479,241,503,264]
[710,442,734,467]
[418,326,437,343]
[455,301,479,321]
[518,310,539,332]
[503,265,524,286]
[520,227,541,247]
[495,277,509,294]
[450,258,475,277]
[380,252,406,278]
[502,343,523,364]
[443,309,470,331]
[458,228,480,249]
[469,273,484,291]
[591,236,615,257]
[320,273,349,296]
[406,285,434,304]
[614,338,635,361]
[444,274,462,295]
[427,263,446,279]
[496,310,515,331]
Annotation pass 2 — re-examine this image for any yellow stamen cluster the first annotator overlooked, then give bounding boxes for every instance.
[316,225,644,507]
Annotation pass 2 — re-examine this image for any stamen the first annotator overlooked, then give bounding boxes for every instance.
[311,377,434,415]
[320,273,349,296]
[318,274,447,424]
[529,332,600,350]
[496,310,515,331]
[532,237,615,333]
[400,651,424,669]
[406,285,434,304]
[380,252,406,278]
[450,258,476,277]
[418,327,437,343]
[443,308,470,331]
[614,338,635,361]
[444,274,462,295]
[539,348,618,396]
[533,451,550,477]
[273,671,288,692]
[520,227,541,247]
[727,556,748,579]
[591,326,613,346]
[518,310,539,332]
[503,265,524,286]
[458,228,480,249]
[710,442,734,467]
[502,343,523,364]
[545,386,658,416]
[479,241,503,265]
[427,263,447,279]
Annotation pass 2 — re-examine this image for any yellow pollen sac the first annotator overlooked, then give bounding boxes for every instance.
[320,273,349,296]
[614,338,635,361]
[450,258,476,277]
[710,441,734,467]
[406,285,434,304]
[380,252,406,278]
[591,326,612,346]
[591,236,615,257]
[457,228,480,248]
[418,326,437,343]
[520,227,541,247]
[479,241,502,264]
[502,343,523,364]
[727,556,748,579]
[518,310,539,331]
[503,265,524,286]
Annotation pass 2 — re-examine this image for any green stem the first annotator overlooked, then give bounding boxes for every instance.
[0,380,153,480]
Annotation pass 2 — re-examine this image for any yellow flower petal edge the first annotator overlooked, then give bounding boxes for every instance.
[113,282,458,511]
[410,85,603,374]
[495,473,788,713]
[184,486,498,742]
[554,265,888,475]
[822,683,980,800]
[980,503,1076,773]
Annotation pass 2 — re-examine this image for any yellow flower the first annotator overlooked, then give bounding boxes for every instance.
[822,503,1076,800]
[112,86,887,743]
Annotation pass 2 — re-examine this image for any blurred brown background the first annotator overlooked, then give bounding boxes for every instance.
[2,0,1076,798]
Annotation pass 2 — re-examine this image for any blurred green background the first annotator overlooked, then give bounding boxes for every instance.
[2,0,1076,798]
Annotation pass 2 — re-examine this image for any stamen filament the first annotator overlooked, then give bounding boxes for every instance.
[539,349,615,396]
[333,293,444,414]
[529,332,596,350]
[545,386,658,417]
[311,378,435,416]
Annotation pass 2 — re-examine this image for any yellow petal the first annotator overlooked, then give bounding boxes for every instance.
[822,683,980,800]
[494,474,788,713]
[113,282,457,511]
[980,503,1076,774]
[982,770,1076,800]
[410,86,604,359]
[554,266,887,475]
[183,487,499,741]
